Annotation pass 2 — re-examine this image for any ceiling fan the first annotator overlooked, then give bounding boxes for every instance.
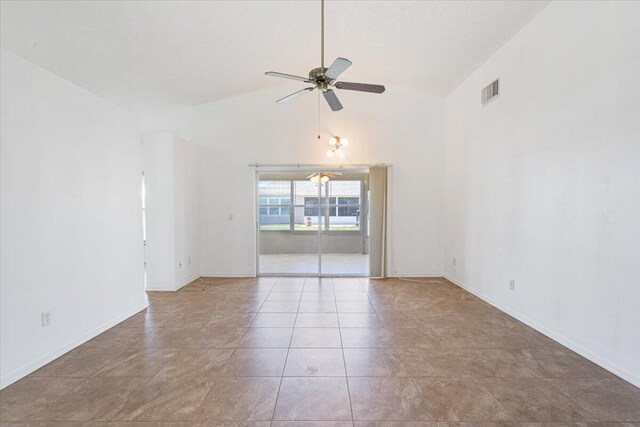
[265,0,385,112]
[307,172,343,183]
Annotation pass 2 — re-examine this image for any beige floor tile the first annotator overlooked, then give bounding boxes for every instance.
[334,293,372,302]
[353,423,440,427]
[274,378,352,421]
[547,378,640,422]
[206,312,257,328]
[251,313,297,328]
[414,378,512,422]
[267,292,304,302]
[349,378,433,421]
[0,376,83,421]
[284,349,346,377]
[222,348,288,376]
[196,377,281,421]
[298,301,337,313]
[387,328,442,350]
[153,348,234,379]
[238,328,293,348]
[344,349,409,377]
[301,292,336,302]
[143,328,246,349]
[290,328,342,348]
[31,346,127,378]
[33,377,149,422]
[259,301,301,313]
[340,328,395,348]
[478,378,597,422]
[338,313,384,328]
[94,348,181,378]
[514,349,613,378]
[454,349,538,378]
[398,349,471,378]
[272,422,353,427]
[295,313,340,328]
[112,377,213,421]
[336,302,377,313]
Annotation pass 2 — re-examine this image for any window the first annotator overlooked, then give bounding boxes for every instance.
[260,197,290,216]
[258,178,363,232]
[337,197,359,217]
[304,197,336,216]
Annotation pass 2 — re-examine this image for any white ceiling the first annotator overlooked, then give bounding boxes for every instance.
[1,0,549,110]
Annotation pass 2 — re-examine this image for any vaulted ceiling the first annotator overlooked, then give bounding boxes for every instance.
[1,0,549,110]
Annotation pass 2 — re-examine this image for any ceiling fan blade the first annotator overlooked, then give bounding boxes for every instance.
[265,71,311,83]
[335,81,386,94]
[323,89,343,111]
[276,87,315,104]
[324,57,352,80]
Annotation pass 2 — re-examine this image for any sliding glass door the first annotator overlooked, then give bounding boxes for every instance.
[320,178,369,275]
[256,169,369,276]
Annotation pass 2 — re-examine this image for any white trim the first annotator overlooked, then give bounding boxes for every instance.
[0,301,149,390]
[391,272,444,278]
[444,274,640,388]
[175,273,200,291]
[146,273,200,291]
[199,272,256,278]
[144,287,178,291]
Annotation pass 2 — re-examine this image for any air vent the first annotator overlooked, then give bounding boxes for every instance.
[481,79,499,105]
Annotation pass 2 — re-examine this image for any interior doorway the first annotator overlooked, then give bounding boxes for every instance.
[256,168,369,276]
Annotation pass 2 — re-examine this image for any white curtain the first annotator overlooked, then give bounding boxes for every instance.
[369,165,388,278]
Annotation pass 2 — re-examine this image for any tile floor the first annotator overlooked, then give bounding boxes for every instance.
[1,276,640,426]
[259,254,369,275]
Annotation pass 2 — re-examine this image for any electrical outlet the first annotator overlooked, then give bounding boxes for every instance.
[41,311,51,327]
[509,280,515,291]
[452,257,457,266]
[178,261,182,270]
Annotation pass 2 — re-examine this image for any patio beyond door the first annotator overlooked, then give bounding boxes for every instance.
[257,169,369,276]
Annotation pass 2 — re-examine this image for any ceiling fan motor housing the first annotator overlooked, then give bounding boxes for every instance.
[310,67,330,89]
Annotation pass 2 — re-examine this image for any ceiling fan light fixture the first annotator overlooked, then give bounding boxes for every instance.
[327,135,348,159]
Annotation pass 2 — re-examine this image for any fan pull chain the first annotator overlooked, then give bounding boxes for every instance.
[317,91,321,140]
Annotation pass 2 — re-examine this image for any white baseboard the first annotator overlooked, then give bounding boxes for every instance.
[199,272,256,278]
[175,273,200,290]
[144,286,177,291]
[444,274,640,388]
[146,273,201,292]
[0,301,149,390]
[390,272,444,278]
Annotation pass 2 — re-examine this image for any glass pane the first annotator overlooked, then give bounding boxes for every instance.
[258,180,290,197]
[321,175,368,275]
[258,173,318,275]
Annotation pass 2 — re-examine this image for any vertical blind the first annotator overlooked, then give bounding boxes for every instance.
[369,165,388,278]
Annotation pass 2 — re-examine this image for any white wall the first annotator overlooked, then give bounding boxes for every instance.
[443,1,640,386]
[190,86,445,277]
[173,136,201,287]
[0,48,146,388]
[142,132,200,290]
[142,133,176,290]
